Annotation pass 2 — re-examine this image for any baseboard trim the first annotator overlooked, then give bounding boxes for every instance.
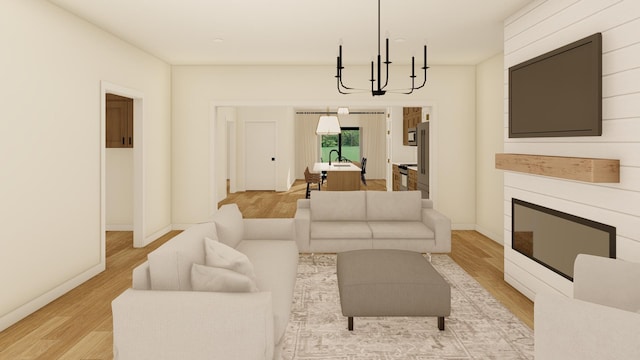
[452,223,476,230]
[105,224,134,231]
[141,225,172,247]
[172,223,195,231]
[475,225,503,245]
[0,262,104,332]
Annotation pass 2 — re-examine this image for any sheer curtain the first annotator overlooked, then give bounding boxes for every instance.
[295,113,319,179]
[361,113,386,179]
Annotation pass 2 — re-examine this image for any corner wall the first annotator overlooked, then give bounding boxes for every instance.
[0,1,171,330]
[502,0,640,299]
[476,54,505,243]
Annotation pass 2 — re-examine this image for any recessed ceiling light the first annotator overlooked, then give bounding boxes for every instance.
[212,38,224,43]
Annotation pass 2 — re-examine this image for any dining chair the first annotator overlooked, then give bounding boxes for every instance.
[360,157,367,185]
[304,166,321,199]
[319,157,327,184]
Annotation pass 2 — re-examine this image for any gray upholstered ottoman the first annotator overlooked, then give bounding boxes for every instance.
[337,249,451,331]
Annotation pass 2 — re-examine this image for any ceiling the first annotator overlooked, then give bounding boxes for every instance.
[48,0,532,66]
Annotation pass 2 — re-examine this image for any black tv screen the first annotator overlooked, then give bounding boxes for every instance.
[509,33,602,138]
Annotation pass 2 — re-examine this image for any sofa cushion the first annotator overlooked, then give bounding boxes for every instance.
[236,240,299,344]
[204,237,257,281]
[148,222,217,291]
[311,221,372,239]
[310,191,366,221]
[366,191,422,221]
[191,263,259,292]
[212,203,244,248]
[368,221,434,239]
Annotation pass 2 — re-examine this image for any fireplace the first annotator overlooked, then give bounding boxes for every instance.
[511,199,616,281]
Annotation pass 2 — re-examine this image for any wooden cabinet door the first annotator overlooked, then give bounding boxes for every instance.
[392,165,400,191]
[408,169,417,190]
[106,94,133,148]
[402,107,421,145]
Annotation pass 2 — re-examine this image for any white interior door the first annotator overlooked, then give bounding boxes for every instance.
[245,121,276,190]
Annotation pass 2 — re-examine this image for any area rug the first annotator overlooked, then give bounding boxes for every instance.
[282,254,534,359]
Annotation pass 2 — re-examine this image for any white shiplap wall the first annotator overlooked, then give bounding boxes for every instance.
[502,0,640,300]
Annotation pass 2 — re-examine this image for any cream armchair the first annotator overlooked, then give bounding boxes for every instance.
[535,254,640,360]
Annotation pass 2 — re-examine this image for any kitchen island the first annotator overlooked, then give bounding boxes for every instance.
[313,162,361,191]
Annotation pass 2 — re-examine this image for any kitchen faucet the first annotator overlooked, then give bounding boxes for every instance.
[328,149,339,165]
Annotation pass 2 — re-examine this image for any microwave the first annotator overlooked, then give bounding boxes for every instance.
[407,128,417,146]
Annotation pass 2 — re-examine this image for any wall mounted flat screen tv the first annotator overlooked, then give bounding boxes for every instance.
[509,33,602,138]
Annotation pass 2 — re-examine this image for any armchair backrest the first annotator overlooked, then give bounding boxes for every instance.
[574,254,640,312]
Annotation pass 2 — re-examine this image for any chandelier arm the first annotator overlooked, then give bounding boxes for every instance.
[339,74,360,90]
[382,57,390,89]
[412,66,429,90]
[337,77,349,94]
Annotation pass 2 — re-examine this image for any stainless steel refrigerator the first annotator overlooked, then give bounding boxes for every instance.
[417,121,429,199]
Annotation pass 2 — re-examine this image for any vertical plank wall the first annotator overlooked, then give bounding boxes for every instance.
[502,0,640,299]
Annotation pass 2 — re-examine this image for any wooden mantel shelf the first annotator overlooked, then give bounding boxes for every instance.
[495,153,620,183]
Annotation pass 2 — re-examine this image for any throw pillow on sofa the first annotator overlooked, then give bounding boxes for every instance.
[191,263,259,292]
[212,203,244,248]
[147,222,217,291]
[204,237,257,281]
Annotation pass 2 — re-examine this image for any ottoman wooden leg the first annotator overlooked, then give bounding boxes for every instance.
[348,317,354,331]
[438,316,445,331]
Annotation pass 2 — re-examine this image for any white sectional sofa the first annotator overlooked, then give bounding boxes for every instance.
[294,190,451,253]
[111,204,298,360]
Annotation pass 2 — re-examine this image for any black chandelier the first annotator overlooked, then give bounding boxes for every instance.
[336,0,429,96]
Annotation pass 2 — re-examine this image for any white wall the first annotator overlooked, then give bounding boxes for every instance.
[171,65,477,228]
[0,1,171,331]
[503,0,640,300]
[476,54,505,243]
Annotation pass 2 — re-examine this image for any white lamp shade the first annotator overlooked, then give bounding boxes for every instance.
[316,115,341,135]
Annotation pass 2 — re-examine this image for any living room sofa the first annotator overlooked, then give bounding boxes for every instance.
[535,254,640,360]
[294,190,451,253]
[111,204,298,360]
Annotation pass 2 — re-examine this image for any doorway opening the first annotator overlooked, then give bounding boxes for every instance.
[100,81,145,256]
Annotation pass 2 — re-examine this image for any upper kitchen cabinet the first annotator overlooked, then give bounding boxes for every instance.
[106,93,133,148]
[402,107,421,146]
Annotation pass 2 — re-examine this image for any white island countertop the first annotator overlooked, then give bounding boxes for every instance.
[313,162,361,172]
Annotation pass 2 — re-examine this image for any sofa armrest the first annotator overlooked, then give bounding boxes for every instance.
[297,198,310,209]
[243,218,295,240]
[132,261,151,290]
[422,208,451,253]
[294,207,311,253]
[535,291,640,360]
[574,254,640,312]
[112,289,274,360]
[421,199,434,209]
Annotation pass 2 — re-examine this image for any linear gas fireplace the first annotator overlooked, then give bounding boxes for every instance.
[512,199,616,281]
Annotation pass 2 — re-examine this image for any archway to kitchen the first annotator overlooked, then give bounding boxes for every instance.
[211,101,438,213]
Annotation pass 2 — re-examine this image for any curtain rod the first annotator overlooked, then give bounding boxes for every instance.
[295,111,385,115]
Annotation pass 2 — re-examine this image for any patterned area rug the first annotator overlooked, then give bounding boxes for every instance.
[282,254,533,359]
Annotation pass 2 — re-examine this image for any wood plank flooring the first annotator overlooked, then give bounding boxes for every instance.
[0,180,532,359]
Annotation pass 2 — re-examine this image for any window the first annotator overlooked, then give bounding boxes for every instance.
[320,127,360,162]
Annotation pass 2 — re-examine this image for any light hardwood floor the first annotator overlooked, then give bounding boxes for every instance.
[0,180,532,359]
